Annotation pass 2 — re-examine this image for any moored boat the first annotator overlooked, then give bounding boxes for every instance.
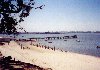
[97,46,100,48]
[48,42,52,43]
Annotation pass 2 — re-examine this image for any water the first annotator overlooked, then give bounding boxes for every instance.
[0,33,100,57]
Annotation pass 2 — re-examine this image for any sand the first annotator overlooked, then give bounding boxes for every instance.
[0,41,100,70]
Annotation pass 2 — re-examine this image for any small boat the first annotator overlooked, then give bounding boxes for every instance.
[48,42,52,43]
[76,40,80,42]
[22,36,24,37]
[0,42,5,45]
[97,46,100,48]
[64,40,67,41]
[10,36,12,37]
[45,40,48,41]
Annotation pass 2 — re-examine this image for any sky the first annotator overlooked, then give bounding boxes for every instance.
[20,0,100,32]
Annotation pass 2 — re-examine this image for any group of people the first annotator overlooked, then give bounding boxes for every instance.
[17,40,67,53]
[33,43,56,51]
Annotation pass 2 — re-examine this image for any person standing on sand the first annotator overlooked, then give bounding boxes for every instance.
[21,44,22,49]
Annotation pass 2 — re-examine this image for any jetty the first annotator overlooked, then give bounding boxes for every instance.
[29,35,77,41]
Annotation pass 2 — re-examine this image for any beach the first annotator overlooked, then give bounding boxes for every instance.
[0,41,100,70]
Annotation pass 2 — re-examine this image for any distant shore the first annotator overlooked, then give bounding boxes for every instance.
[0,31,100,35]
[0,41,100,70]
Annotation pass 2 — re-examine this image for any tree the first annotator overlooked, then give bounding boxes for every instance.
[0,0,44,35]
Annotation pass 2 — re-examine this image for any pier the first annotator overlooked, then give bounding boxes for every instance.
[29,35,77,41]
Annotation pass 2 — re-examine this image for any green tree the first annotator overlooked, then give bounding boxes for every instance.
[0,0,44,34]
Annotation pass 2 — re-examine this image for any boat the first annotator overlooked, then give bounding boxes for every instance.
[76,40,80,42]
[45,40,48,41]
[64,40,67,41]
[48,42,52,43]
[97,46,100,48]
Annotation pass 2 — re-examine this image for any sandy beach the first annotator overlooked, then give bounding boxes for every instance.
[0,41,100,70]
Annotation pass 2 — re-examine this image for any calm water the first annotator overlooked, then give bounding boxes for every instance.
[0,33,100,57]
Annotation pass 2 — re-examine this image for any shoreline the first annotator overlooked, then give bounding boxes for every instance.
[0,41,100,70]
[22,40,100,58]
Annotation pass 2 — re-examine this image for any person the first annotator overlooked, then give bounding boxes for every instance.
[54,46,55,51]
[21,44,22,49]
[8,42,10,45]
